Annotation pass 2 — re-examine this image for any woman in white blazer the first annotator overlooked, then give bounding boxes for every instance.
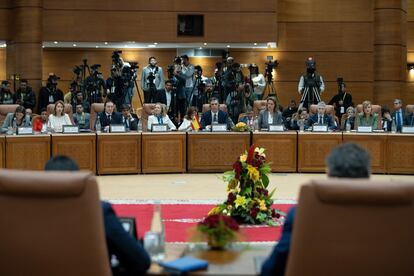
[47,100,72,132]
[147,103,176,131]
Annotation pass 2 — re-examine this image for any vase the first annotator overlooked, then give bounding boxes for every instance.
[207,234,227,250]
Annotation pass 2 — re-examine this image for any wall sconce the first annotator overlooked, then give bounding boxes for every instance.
[407,63,414,71]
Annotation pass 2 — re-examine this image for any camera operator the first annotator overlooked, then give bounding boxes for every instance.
[179,55,195,107]
[298,57,325,109]
[189,65,208,109]
[0,80,14,105]
[223,62,244,101]
[85,64,106,105]
[121,62,138,108]
[201,80,220,107]
[39,73,64,110]
[106,66,124,108]
[210,66,225,103]
[248,64,266,100]
[14,79,36,111]
[226,83,247,124]
[141,57,164,103]
[170,57,187,122]
[154,80,178,126]
[72,91,90,114]
[328,78,353,118]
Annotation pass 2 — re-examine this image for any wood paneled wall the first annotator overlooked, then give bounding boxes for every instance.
[0,0,413,107]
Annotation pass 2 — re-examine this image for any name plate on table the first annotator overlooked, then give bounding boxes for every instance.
[312,125,328,132]
[402,126,414,133]
[357,126,372,133]
[151,124,168,132]
[110,124,126,133]
[17,127,33,135]
[269,124,284,132]
[62,125,79,134]
[211,124,227,132]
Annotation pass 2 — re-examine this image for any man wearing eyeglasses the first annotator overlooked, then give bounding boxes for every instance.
[391,99,405,132]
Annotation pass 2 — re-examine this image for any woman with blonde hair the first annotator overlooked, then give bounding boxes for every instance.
[147,103,176,131]
[47,100,72,132]
[355,100,378,130]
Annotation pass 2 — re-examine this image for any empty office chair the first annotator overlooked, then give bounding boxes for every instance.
[285,179,414,276]
[0,170,111,276]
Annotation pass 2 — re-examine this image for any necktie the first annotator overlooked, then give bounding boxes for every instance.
[397,111,401,128]
[213,113,217,123]
[319,116,322,124]
[108,115,111,122]
[124,118,129,128]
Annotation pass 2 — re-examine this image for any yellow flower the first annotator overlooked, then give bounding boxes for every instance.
[234,195,247,208]
[227,178,238,191]
[236,122,246,128]
[239,154,247,163]
[208,206,221,216]
[259,200,267,211]
[247,165,260,182]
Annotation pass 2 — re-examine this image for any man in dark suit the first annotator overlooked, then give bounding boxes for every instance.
[306,101,336,130]
[200,97,230,130]
[154,80,177,124]
[45,156,151,276]
[96,100,123,131]
[120,104,139,131]
[391,99,405,132]
[405,109,414,126]
[261,143,371,276]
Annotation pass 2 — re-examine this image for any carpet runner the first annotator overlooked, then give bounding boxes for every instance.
[112,202,294,243]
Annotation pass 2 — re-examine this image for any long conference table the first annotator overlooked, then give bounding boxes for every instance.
[1,131,413,174]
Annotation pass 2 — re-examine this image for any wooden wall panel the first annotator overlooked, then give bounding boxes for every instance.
[277,23,373,51]
[278,0,373,22]
[407,22,414,51]
[0,49,6,80]
[0,8,9,40]
[43,0,277,12]
[0,136,5,169]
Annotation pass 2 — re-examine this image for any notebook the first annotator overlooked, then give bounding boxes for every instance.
[159,256,208,273]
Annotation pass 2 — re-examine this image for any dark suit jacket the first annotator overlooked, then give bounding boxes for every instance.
[102,201,151,276]
[261,207,296,276]
[96,112,123,130]
[391,109,406,131]
[405,113,414,126]
[38,86,64,110]
[122,114,139,131]
[154,89,177,119]
[306,113,336,130]
[200,110,229,129]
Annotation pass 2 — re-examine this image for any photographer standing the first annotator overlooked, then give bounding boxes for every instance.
[39,74,64,110]
[328,79,353,119]
[223,62,244,101]
[248,64,266,100]
[85,64,106,105]
[298,57,325,109]
[141,57,164,103]
[226,83,247,124]
[179,55,195,107]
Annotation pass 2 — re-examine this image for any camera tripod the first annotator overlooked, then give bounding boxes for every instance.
[264,80,279,103]
[299,86,321,109]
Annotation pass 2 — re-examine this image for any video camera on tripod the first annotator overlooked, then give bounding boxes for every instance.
[264,58,278,84]
[112,50,123,68]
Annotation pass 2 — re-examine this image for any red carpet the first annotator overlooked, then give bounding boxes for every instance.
[113,203,294,242]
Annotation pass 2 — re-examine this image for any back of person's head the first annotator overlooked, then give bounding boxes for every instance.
[326,143,370,178]
[45,156,80,171]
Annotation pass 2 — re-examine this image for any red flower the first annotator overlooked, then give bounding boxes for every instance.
[250,209,258,218]
[246,145,255,165]
[227,193,236,204]
[233,161,242,180]
[199,214,239,231]
[271,209,281,219]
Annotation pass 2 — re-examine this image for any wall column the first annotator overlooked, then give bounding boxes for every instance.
[373,0,407,105]
[6,0,43,109]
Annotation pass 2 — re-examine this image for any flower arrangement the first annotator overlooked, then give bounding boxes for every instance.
[197,214,239,249]
[209,145,282,226]
[232,122,251,132]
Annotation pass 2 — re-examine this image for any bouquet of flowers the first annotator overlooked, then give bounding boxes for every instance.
[232,122,251,132]
[196,214,239,249]
[209,145,282,226]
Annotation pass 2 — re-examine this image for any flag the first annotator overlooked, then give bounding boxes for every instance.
[191,115,201,131]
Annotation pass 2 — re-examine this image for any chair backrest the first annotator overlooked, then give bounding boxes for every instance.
[356,104,382,128]
[0,104,19,126]
[47,103,74,124]
[90,103,104,130]
[309,104,335,117]
[141,103,156,131]
[285,179,414,276]
[253,100,267,117]
[0,170,111,276]
[406,104,414,114]
[202,103,228,113]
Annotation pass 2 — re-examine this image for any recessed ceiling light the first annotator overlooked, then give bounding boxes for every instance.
[203,43,207,46]
[226,45,230,48]
[42,45,45,48]
[53,41,58,44]
[104,42,108,45]
[95,46,99,48]
[73,43,77,47]
[124,45,128,48]
[154,42,158,45]
[254,43,257,46]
